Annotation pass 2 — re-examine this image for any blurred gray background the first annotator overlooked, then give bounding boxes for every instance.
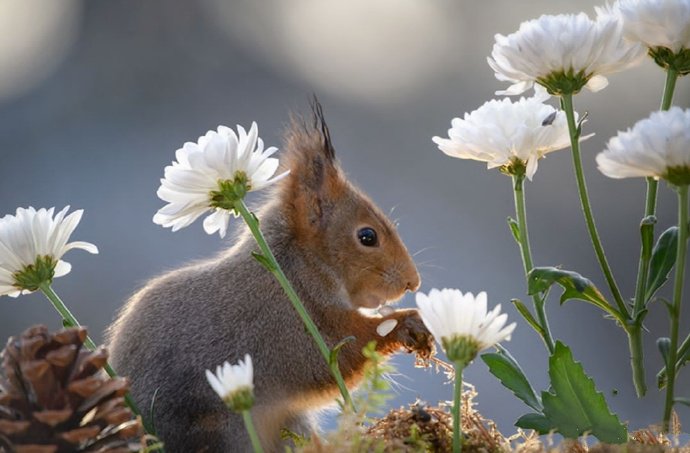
[1,0,689,438]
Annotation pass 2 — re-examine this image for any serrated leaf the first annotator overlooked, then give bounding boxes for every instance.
[645,226,678,302]
[482,351,542,412]
[515,413,554,433]
[527,267,622,322]
[540,342,628,443]
[507,217,520,244]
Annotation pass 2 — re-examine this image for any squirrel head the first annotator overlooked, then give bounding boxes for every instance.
[278,100,420,309]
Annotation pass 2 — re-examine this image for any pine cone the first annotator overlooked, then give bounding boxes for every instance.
[0,325,142,452]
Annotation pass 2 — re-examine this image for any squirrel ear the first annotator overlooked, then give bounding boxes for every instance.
[280,98,345,235]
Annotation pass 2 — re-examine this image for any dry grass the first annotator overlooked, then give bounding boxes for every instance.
[298,383,690,453]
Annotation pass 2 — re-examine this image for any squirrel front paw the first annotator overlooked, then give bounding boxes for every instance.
[393,310,435,360]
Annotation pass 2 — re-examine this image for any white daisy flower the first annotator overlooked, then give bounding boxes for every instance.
[597,107,690,185]
[602,0,690,54]
[153,123,289,238]
[416,288,516,365]
[0,207,98,297]
[205,354,255,411]
[432,88,576,180]
[488,13,644,96]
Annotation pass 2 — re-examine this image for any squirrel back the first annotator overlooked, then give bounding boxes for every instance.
[107,102,433,452]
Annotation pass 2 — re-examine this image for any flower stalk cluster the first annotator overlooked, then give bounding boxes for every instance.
[438,0,690,433]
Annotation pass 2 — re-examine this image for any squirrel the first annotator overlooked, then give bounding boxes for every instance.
[107,102,434,452]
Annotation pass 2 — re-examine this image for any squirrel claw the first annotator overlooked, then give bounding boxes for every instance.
[395,311,435,360]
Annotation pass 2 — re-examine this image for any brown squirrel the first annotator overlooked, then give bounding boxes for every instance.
[107,103,434,452]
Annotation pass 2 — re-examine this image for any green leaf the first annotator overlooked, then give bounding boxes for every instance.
[482,350,542,412]
[645,226,678,302]
[507,217,520,244]
[540,342,628,443]
[330,336,356,367]
[659,340,690,388]
[511,299,544,336]
[657,337,671,368]
[527,267,622,322]
[640,216,657,262]
[515,413,555,433]
[675,397,690,407]
[251,252,276,272]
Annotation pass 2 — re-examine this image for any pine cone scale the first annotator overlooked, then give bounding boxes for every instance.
[0,419,30,435]
[75,378,129,414]
[60,425,102,443]
[32,409,72,427]
[15,445,59,453]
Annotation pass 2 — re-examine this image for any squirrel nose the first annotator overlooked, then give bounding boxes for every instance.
[405,272,421,292]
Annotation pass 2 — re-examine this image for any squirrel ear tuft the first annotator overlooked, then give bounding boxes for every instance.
[280,98,345,234]
[309,95,336,162]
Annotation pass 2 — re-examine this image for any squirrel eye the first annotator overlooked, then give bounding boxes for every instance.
[357,227,378,247]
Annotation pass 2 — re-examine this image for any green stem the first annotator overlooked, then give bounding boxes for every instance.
[628,183,657,398]
[512,175,555,353]
[242,410,264,453]
[561,94,628,319]
[452,362,464,453]
[662,185,688,432]
[660,68,678,111]
[38,283,148,431]
[233,200,354,411]
[628,67,679,398]
[627,328,646,397]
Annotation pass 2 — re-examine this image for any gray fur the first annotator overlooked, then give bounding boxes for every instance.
[109,200,349,451]
[107,109,430,452]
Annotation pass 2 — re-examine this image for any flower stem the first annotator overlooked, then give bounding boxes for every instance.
[626,329,646,397]
[233,200,354,411]
[452,362,464,453]
[242,410,264,453]
[628,68,679,398]
[38,283,148,431]
[662,184,688,432]
[512,175,555,353]
[561,94,628,318]
[660,68,678,111]
[628,186,658,398]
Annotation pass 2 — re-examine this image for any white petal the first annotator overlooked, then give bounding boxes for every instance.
[54,260,72,278]
[376,319,398,337]
[205,369,226,398]
[203,210,231,238]
[586,75,609,92]
[62,241,99,255]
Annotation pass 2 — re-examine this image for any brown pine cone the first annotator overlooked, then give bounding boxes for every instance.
[0,325,142,452]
